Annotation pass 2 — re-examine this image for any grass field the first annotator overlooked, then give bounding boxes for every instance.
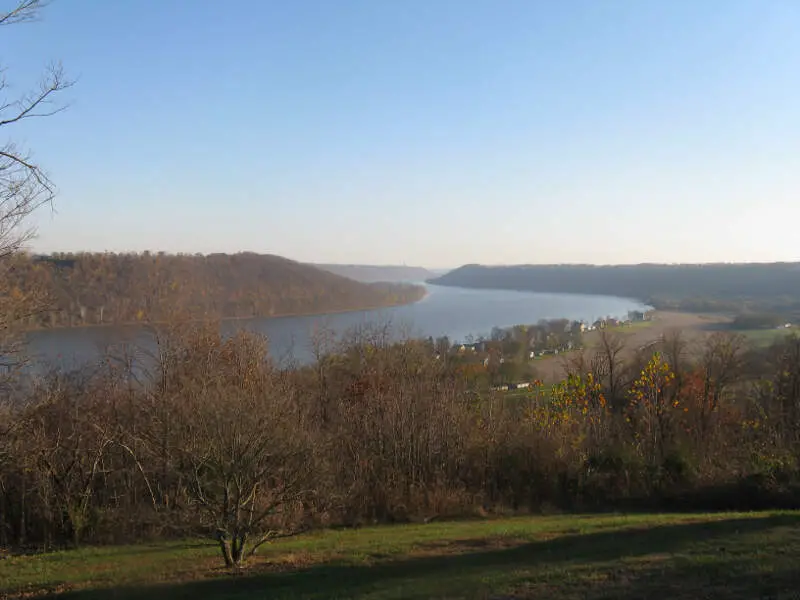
[737,328,794,348]
[3,512,800,599]
[530,312,734,384]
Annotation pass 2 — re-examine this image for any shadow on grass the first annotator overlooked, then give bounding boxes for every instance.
[48,514,800,600]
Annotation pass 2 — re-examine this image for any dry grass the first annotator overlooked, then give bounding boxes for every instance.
[531,311,731,383]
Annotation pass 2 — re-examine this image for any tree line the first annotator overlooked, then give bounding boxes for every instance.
[429,263,800,315]
[2,322,800,567]
[5,252,425,328]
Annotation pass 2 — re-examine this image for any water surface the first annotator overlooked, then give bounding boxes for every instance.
[24,284,649,371]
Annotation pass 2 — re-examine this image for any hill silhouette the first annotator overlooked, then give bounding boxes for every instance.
[7,252,425,327]
[428,262,800,313]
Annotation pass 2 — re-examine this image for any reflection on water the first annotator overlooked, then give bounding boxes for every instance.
[24,284,650,372]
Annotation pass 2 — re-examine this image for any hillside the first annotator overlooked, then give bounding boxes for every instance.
[315,263,434,283]
[428,262,800,313]
[6,252,425,328]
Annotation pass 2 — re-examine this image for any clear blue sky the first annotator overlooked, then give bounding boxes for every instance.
[5,0,800,267]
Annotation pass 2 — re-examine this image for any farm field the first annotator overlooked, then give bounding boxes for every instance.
[531,311,729,383]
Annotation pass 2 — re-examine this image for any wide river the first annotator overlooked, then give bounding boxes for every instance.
[24,284,649,371]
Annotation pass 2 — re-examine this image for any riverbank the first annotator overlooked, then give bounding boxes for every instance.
[20,288,429,334]
[21,287,649,370]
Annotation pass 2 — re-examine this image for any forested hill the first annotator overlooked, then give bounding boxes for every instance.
[7,252,426,328]
[428,263,800,312]
[315,264,434,283]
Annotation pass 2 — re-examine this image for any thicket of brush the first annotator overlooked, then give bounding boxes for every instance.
[2,323,800,567]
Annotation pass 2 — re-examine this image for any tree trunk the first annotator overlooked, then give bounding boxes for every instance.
[219,537,235,568]
[218,534,247,568]
[19,474,26,546]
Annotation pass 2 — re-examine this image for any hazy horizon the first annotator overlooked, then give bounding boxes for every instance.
[10,0,800,265]
[24,251,800,273]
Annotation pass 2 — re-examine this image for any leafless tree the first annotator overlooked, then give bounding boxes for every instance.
[660,328,689,392]
[591,329,627,405]
[561,347,590,380]
[172,330,314,568]
[697,332,745,436]
[767,334,800,449]
[0,0,72,386]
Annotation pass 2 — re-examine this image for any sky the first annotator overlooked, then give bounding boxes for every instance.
[3,0,800,268]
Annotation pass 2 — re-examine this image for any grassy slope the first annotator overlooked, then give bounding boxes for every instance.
[736,328,794,348]
[3,512,800,599]
[521,322,655,385]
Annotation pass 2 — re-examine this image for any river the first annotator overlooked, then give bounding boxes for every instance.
[23,284,649,372]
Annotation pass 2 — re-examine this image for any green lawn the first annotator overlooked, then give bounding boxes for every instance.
[2,512,799,599]
[738,328,794,348]
[615,320,654,332]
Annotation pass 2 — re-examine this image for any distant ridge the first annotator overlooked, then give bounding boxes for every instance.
[428,262,800,313]
[7,252,426,328]
[315,264,435,283]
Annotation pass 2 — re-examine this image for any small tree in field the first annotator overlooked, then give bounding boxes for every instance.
[173,330,314,568]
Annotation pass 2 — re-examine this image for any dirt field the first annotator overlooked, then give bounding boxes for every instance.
[533,311,731,383]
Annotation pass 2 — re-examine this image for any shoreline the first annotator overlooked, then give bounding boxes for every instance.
[425,281,651,307]
[23,289,430,335]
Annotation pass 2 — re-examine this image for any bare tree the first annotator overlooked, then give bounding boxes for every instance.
[697,332,745,436]
[660,328,689,392]
[768,334,800,449]
[0,0,72,384]
[173,330,314,568]
[591,329,626,406]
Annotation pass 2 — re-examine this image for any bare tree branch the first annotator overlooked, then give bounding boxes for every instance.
[0,63,72,128]
[0,0,47,27]
[0,0,69,390]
